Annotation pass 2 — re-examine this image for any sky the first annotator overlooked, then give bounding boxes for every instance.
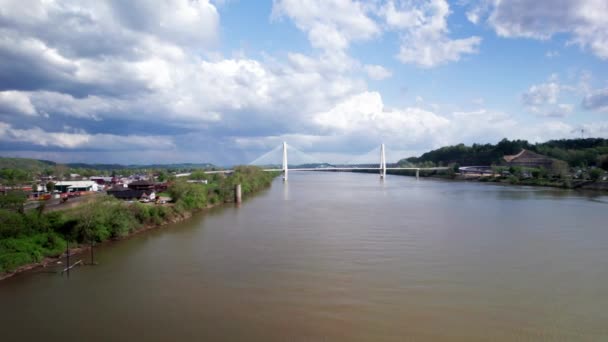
[0,0,607,165]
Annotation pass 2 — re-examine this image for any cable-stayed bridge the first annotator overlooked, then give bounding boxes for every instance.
[198,142,448,180]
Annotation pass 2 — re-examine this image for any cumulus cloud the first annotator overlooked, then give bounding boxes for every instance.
[0,0,371,145]
[582,88,608,112]
[0,91,37,116]
[312,91,450,143]
[521,80,560,106]
[0,0,605,164]
[382,0,481,68]
[364,64,392,80]
[468,0,608,60]
[272,0,379,51]
[520,75,576,118]
[0,122,175,150]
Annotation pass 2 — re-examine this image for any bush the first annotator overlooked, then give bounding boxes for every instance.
[0,233,66,272]
[507,175,520,184]
[0,209,25,238]
[590,168,602,181]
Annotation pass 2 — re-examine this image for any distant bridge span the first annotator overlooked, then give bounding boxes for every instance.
[185,142,449,180]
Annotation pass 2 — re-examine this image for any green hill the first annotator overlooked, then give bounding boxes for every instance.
[401,138,608,169]
[0,156,217,172]
[0,157,56,170]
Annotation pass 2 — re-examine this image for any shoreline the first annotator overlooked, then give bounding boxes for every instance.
[378,169,608,192]
[0,201,224,281]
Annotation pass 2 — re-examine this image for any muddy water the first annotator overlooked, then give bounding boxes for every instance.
[1,172,607,341]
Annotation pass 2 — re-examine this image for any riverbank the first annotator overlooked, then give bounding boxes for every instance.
[0,206,196,281]
[379,169,608,192]
[0,166,279,280]
[453,174,608,192]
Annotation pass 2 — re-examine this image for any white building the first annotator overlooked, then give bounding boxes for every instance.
[54,181,99,192]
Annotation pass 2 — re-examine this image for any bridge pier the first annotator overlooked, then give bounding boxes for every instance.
[416,168,420,180]
[235,184,242,203]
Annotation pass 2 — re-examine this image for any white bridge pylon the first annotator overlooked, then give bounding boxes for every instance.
[282,141,288,181]
[272,141,387,181]
[197,142,447,179]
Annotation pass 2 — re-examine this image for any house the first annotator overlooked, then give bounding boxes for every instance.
[108,189,156,201]
[107,184,155,201]
[503,149,555,169]
[90,176,113,185]
[128,180,155,190]
[54,181,99,193]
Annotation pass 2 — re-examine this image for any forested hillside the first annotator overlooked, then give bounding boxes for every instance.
[402,138,608,169]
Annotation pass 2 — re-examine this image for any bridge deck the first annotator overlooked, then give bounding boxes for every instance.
[199,167,449,174]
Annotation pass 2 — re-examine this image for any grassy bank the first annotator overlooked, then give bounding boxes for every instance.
[0,166,278,276]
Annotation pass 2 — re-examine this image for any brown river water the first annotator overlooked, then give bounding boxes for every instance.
[1,172,607,341]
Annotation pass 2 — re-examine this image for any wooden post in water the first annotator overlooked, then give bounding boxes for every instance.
[90,239,95,265]
[235,184,242,204]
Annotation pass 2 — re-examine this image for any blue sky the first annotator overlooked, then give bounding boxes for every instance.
[0,0,607,165]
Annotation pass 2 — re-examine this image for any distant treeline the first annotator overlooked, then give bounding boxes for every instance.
[0,166,278,275]
[402,138,608,169]
[0,156,219,184]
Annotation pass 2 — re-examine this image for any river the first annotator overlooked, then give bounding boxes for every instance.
[1,172,607,341]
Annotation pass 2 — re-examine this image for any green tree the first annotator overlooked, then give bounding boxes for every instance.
[157,171,168,182]
[0,191,27,212]
[590,168,602,181]
[0,169,31,185]
[599,155,608,171]
[189,170,208,180]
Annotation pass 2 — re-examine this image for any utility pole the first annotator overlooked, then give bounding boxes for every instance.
[90,239,95,265]
[65,241,70,278]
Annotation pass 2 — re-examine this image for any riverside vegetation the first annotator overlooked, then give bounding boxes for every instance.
[0,166,278,275]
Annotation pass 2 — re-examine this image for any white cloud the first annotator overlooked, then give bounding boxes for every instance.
[470,0,608,60]
[364,64,392,80]
[0,121,175,150]
[272,0,379,51]
[531,103,575,118]
[582,88,608,112]
[521,81,560,106]
[521,76,577,118]
[312,91,450,140]
[382,0,481,68]
[0,91,37,116]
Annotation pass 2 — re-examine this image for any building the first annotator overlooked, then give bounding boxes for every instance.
[503,149,555,169]
[54,181,99,193]
[107,184,155,202]
[128,180,155,190]
[90,176,113,185]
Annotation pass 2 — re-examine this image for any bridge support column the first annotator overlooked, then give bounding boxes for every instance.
[235,184,242,203]
[416,168,420,180]
[282,141,288,181]
[380,143,386,179]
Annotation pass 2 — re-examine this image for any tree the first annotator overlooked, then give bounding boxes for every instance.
[590,168,602,181]
[599,155,608,171]
[46,181,55,193]
[53,165,68,180]
[189,170,208,180]
[0,191,27,212]
[0,168,31,185]
[157,171,168,182]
